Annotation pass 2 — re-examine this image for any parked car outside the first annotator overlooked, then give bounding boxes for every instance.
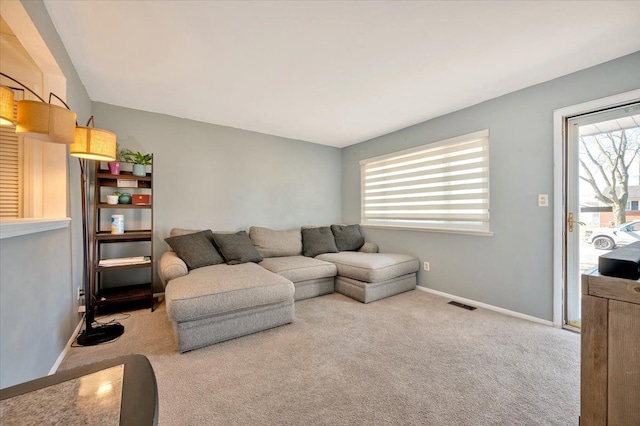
[584,220,640,250]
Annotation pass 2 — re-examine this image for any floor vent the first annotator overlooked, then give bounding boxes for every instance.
[448,301,477,311]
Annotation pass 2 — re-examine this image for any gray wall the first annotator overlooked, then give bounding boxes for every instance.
[0,229,73,388]
[343,51,640,321]
[0,0,91,389]
[91,102,342,291]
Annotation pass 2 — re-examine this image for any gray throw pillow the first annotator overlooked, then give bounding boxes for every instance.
[164,230,224,270]
[331,224,365,251]
[302,227,339,257]
[213,231,263,265]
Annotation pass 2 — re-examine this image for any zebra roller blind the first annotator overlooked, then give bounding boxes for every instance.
[360,129,490,233]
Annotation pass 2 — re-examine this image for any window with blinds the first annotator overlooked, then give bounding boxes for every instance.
[360,129,490,234]
[0,97,21,218]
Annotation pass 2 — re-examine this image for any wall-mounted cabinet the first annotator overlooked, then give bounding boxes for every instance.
[91,162,154,311]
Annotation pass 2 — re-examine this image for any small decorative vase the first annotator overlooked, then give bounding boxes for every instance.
[108,161,121,175]
[118,193,132,204]
[106,195,119,205]
[132,164,146,177]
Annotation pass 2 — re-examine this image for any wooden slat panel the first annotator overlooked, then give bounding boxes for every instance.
[0,107,21,218]
[580,294,608,426]
[608,300,640,425]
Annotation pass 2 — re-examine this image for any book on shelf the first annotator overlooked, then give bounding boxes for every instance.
[98,256,151,267]
[117,179,138,188]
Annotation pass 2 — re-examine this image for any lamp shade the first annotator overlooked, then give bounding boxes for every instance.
[71,126,117,161]
[0,86,14,126]
[16,100,77,143]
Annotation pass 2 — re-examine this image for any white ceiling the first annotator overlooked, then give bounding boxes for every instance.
[42,1,640,148]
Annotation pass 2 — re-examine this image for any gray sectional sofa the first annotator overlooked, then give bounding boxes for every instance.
[159,225,419,352]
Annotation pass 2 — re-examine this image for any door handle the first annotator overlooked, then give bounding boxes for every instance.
[568,212,586,233]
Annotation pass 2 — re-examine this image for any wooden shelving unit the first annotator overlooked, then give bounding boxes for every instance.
[94,283,152,308]
[91,162,154,312]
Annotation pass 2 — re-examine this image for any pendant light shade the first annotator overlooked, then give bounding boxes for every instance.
[71,126,117,161]
[0,86,14,126]
[16,100,77,143]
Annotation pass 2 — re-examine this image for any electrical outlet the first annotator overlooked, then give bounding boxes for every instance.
[77,287,84,303]
[538,194,549,207]
[423,261,430,271]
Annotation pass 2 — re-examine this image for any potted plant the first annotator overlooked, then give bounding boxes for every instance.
[107,144,131,175]
[106,191,120,205]
[121,149,152,177]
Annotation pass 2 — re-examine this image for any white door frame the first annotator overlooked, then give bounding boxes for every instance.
[552,89,640,327]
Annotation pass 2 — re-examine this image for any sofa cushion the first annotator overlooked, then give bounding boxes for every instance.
[302,226,338,257]
[331,224,365,251]
[213,231,263,265]
[164,230,225,270]
[316,252,419,283]
[249,226,302,258]
[170,228,236,238]
[165,262,294,322]
[259,256,337,282]
[169,228,203,237]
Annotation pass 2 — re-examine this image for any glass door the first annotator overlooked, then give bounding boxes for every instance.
[565,103,640,329]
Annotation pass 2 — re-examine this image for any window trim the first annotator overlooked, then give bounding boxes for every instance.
[360,129,492,236]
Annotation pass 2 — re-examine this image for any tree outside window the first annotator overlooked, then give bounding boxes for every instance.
[579,117,640,226]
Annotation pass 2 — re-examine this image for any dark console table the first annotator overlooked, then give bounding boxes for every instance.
[0,354,158,426]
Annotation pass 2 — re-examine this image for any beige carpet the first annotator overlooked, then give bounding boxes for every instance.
[60,290,580,425]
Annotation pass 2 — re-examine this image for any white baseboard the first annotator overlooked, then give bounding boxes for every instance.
[49,315,84,375]
[416,286,554,327]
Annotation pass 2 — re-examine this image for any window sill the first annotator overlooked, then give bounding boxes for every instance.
[0,218,71,239]
[361,223,494,237]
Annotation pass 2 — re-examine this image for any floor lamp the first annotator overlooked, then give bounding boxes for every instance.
[72,118,124,346]
[1,73,122,345]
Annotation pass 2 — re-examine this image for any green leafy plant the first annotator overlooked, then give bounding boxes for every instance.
[121,149,152,165]
[114,144,130,162]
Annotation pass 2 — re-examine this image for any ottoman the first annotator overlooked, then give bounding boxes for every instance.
[165,262,295,352]
[316,252,419,303]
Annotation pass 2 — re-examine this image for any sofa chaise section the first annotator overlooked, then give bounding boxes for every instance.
[165,262,294,352]
[316,252,419,303]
